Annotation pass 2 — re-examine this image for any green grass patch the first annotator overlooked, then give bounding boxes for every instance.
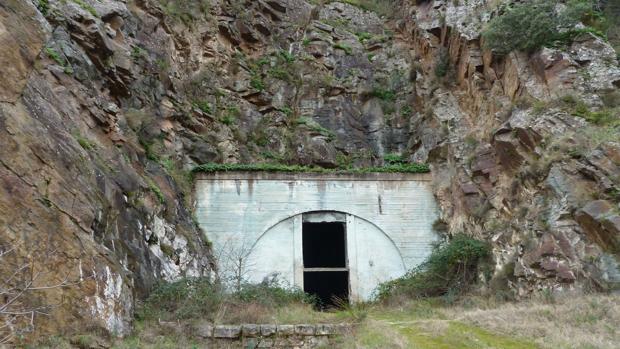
[70,0,98,17]
[399,321,539,349]
[45,47,65,66]
[334,43,353,55]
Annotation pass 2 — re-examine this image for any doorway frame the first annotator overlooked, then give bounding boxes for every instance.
[293,211,360,302]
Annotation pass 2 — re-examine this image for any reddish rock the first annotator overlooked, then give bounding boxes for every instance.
[575,200,620,252]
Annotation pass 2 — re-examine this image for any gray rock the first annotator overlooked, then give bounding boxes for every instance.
[213,325,241,338]
[294,324,315,336]
[276,324,295,336]
[242,324,260,337]
[260,324,277,337]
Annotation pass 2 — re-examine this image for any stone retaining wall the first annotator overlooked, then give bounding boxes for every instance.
[188,323,350,348]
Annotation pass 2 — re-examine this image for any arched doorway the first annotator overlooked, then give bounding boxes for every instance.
[246,210,406,303]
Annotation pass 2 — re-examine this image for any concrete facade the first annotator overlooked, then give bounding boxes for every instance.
[194,172,439,301]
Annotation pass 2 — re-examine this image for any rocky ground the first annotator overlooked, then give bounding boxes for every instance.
[0,0,619,344]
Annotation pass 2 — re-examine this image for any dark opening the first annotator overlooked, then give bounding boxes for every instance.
[302,222,346,268]
[302,221,349,308]
[304,271,349,308]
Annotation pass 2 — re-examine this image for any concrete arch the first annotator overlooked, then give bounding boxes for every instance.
[246,210,408,300]
[250,209,405,268]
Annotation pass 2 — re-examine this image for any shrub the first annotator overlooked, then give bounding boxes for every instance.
[482,0,606,55]
[139,277,222,320]
[370,87,396,101]
[193,100,212,114]
[158,0,210,26]
[139,277,315,322]
[232,279,315,307]
[375,234,491,301]
[384,153,405,165]
[434,49,450,78]
[482,0,558,54]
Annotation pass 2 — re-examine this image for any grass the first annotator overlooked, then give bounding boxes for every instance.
[74,133,96,151]
[70,0,98,17]
[191,162,431,174]
[49,291,618,349]
[334,43,353,55]
[146,178,165,204]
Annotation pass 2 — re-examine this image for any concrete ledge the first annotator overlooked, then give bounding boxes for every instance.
[195,171,432,181]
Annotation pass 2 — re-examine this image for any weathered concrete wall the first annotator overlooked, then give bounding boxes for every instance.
[195,172,439,300]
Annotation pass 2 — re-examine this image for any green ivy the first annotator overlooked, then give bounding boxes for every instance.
[192,162,430,174]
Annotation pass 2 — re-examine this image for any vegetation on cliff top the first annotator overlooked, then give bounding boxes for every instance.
[483,0,609,54]
[191,162,431,174]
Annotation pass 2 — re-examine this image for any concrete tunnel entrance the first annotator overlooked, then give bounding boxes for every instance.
[302,222,349,308]
[194,171,439,302]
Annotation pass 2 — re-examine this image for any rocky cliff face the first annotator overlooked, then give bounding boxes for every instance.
[394,0,620,296]
[0,0,618,342]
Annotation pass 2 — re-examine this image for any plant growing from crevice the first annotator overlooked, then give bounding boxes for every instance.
[334,43,353,55]
[146,177,165,204]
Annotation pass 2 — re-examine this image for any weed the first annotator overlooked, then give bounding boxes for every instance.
[384,153,405,165]
[45,47,64,66]
[193,100,212,114]
[74,133,96,151]
[70,0,98,17]
[334,43,353,55]
[37,0,49,15]
[146,178,165,204]
[434,49,450,78]
[370,86,396,101]
[401,105,413,117]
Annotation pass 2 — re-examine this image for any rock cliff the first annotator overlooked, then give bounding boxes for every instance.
[0,0,618,342]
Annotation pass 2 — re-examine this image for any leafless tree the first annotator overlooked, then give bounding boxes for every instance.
[0,245,86,344]
[214,237,256,292]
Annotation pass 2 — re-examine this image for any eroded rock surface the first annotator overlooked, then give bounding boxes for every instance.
[0,0,619,342]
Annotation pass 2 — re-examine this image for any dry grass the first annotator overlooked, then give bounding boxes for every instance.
[44,293,619,348]
[447,294,620,349]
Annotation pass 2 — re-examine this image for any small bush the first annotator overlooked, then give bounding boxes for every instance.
[139,277,315,322]
[384,153,405,165]
[375,234,491,301]
[139,277,222,320]
[370,87,396,101]
[193,100,211,114]
[158,0,210,26]
[434,49,450,78]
